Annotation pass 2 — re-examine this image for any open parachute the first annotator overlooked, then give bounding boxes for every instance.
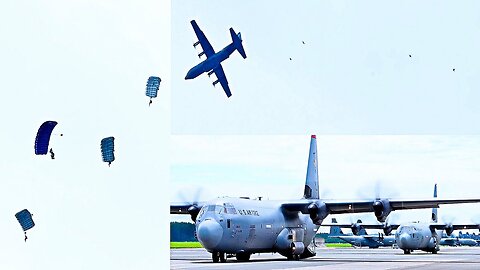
[34,121,58,155]
[15,209,34,241]
[101,136,115,166]
[146,76,161,106]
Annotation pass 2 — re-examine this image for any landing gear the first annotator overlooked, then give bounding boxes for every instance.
[432,249,437,254]
[403,249,411,254]
[286,254,300,260]
[236,253,251,262]
[212,252,226,263]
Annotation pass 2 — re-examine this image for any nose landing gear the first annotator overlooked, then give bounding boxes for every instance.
[212,251,226,263]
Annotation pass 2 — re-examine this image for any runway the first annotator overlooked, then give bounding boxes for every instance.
[170,247,480,270]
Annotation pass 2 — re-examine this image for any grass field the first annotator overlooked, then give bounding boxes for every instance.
[170,242,203,248]
[170,242,352,248]
[325,243,352,248]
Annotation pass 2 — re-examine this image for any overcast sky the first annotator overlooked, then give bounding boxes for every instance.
[172,0,480,134]
[0,1,170,269]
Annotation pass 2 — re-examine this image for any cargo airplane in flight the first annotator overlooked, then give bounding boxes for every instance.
[171,135,480,262]
[185,20,247,98]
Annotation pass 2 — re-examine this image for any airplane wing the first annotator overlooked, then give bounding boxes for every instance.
[321,223,400,230]
[213,64,232,97]
[430,224,480,230]
[281,198,480,215]
[191,20,215,58]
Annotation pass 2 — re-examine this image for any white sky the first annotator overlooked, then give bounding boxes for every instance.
[0,0,170,269]
[172,0,480,134]
[171,135,480,229]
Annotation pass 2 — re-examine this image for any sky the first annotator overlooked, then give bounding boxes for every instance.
[172,0,480,134]
[0,0,170,269]
[171,135,480,229]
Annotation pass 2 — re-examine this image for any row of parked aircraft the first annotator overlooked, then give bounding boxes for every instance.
[322,184,480,252]
[171,135,480,263]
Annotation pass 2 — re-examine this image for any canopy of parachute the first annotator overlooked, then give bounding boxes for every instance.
[101,136,115,166]
[15,209,35,231]
[146,76,161,105]
[34,121,58,155]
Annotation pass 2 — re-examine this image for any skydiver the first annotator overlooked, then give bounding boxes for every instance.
[49,148,55,159]
[24,232,28,242]
[453,68,455,72]
[302,41,305,44]
[409,54,412,57]
[149,99,153,106]
[289,58,292,61]
[108,161,111,167]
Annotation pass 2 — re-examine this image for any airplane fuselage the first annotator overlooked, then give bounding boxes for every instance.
[185,43,236,80]
[195,197,319,258]
[395,223,440,253]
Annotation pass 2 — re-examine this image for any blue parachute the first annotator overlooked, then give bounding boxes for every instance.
[34,121,58,155]
[146,76,161,105]
[101,136,115,166]
[15,209,34,231]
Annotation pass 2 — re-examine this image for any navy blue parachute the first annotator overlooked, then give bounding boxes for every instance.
[146,76,161,105]
[15,209,35,231]
[35,121,57,155]
[101,137,115,166]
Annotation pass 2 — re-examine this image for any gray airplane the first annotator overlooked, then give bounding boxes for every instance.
[440,236,478,247]
[395,184,480,254]
[324,219,396,248]
[171,136,480,262]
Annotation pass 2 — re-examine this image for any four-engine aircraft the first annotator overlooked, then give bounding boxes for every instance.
[394,184,480,254]
[185,20,247,98]
[324,219,396,248]
[170,136,480,262]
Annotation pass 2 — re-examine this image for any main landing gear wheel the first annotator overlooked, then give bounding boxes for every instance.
[219,252,226,263]
[403,249,411,254]
[236,253,251,262]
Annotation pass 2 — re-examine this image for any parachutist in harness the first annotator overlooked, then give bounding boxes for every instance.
[149,99,153,106]
[24,232,28,242]
[49,148,55,159]
[108,161,111,167]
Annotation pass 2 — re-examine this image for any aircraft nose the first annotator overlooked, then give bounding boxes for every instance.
[197,220,223,250]
[399,233,411,248]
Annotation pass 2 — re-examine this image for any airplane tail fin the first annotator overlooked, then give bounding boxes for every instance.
[329,218,344,236]
[229,28,247,59]
[304,135,319,199]
[432,183,438,223]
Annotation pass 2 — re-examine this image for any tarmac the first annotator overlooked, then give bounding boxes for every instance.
[170,246,480,270]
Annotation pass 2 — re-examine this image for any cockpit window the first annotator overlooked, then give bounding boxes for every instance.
[197,206,207,220]
[224,203,237,214]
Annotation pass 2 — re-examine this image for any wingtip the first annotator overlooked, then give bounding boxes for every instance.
[311,135,316,139]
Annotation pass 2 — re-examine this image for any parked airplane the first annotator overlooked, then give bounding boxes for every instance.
[440,236,478,247]
[171,136,480,262]
[325,219,396,248]
[185,20,247,98]
[395,184,480,254]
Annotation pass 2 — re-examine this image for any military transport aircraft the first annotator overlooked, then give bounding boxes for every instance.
[394,184,480,254]
[171,135,480,263]
[324,219,396,248]
[185,20,247,98]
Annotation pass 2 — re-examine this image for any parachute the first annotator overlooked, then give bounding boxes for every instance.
[34,121,58,155]
[101,136,115,166]
[15,209,34,241]
[146,76,161,106]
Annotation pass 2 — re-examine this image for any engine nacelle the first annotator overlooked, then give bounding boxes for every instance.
[383,225,394,236]
[198,51,205,58]
[212,80,220,86]
[445,225,454,236]
[193,41,200,48]
[372,199,392,222]
[307,202,329,225]
[207,70,215,77]
[351,223,363,236]
[188,205,200,222]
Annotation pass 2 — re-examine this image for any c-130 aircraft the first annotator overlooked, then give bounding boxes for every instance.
[171,135,480,263]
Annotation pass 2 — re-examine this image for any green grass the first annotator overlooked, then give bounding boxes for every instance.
[170,242,203,248]
[325,243,352,248]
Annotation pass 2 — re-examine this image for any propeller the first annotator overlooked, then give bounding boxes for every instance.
[176,187,206,222]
